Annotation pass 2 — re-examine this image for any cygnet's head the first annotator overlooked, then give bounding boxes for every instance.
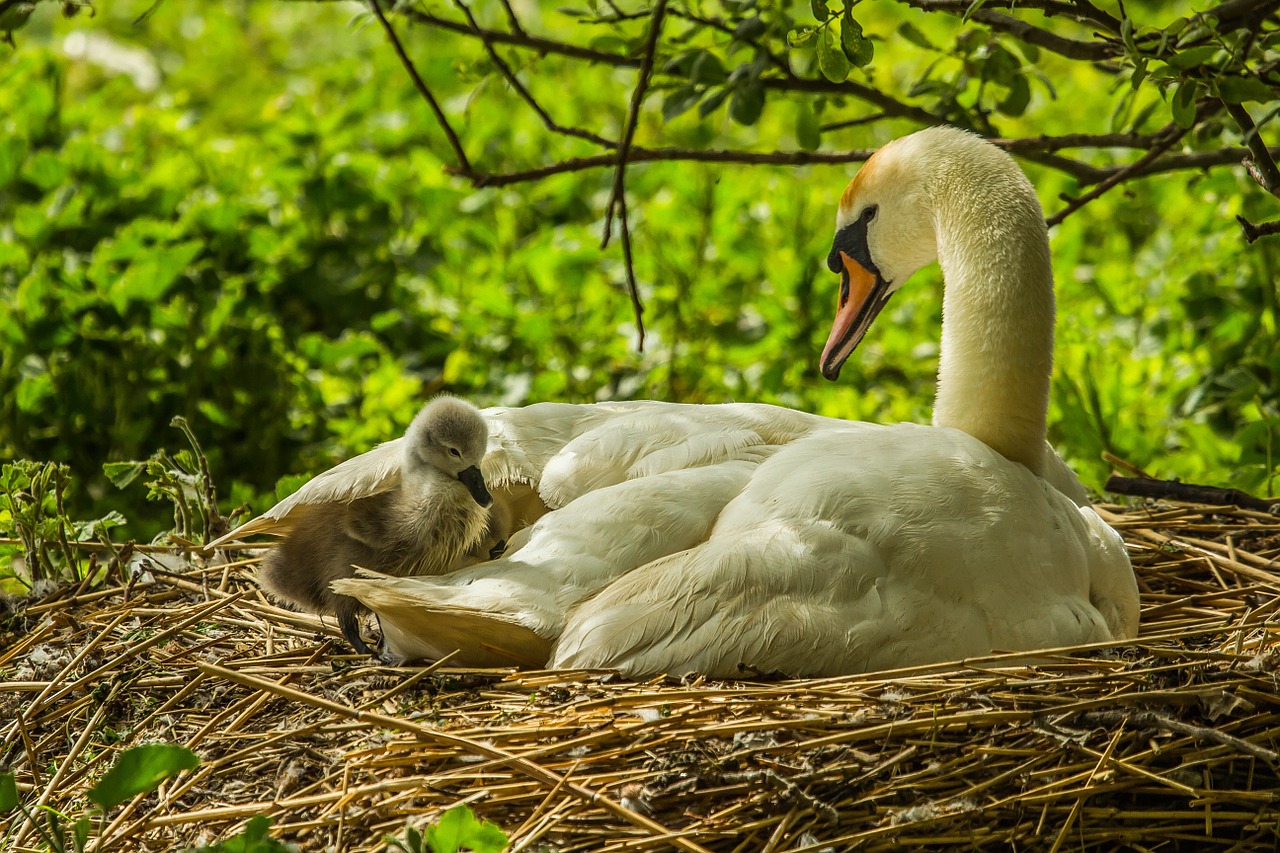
[402,397,492,507]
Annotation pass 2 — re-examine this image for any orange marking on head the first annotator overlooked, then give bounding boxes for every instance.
[839,154,880,213]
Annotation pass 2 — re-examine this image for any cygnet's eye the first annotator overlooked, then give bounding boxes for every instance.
[448,447,462,458]
[860,205,878,224]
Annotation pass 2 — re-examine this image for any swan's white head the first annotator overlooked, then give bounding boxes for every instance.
[821,130,954,380]
[403,397,493,506]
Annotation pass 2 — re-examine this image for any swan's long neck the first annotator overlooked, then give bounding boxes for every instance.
[929,163,1055,476]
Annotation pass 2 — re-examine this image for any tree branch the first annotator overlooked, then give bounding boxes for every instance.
[602,0,668,248]
[1225,103,1280,197]
[450,0,615,150]
[447,146,879,189]
[367,0,473,177]
[1237,215,1280,243]
[1046,126,1187,226]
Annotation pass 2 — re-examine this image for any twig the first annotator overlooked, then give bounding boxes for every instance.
[1225,103,1280,196]
[450,0,614,150]
[1236,215,1280,243]
[598,0,668,350]
[1082,709,1280,767]
[601,0,668,248]
[1106,475,1277,513]
[1047,124,1189,226]
[367,0,474,177]
[449,146,878,188]
[616,193,645,351]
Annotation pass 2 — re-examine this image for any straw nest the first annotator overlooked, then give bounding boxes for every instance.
[3,500,1280,852]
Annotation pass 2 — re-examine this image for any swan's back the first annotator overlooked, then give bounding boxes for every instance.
[550,423,1136,677]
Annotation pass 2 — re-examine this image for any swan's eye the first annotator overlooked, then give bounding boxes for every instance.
[449,447,462,458]
[860,205,878,224]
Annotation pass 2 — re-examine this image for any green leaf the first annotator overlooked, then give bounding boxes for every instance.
[108,240,203,314]
[15,371,53,414]
[1130,57,1148,91]
[424,806,507,853]
[810,0,830,21]
[0,771,18,811]
[0,3,35,34]
[1120,17,1136,55]
[787,27,815,48]
[661,85,703,122]
[104,462,146,489]
[997,75,1030,117]
[897,22,933,50]
[1166,45,1220,70]
[690,52,728,85]
[796,102,821,151]
[73,816,91,853]
[1171,81,1199,128]
[698,87,731,117]
[87,745,200,810]
[728,82,765,125]
[1217,76,1274,105]
[840,11,873,67]
[817,29,851,82]
[733,16,766,42]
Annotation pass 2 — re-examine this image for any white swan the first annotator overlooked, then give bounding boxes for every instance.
[226,126,1139,677]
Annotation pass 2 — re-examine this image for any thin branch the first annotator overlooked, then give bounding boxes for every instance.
[367,0,473,177]
[601,0,668,350]
[404,7,640,68]
[894,0,1123,30]
[993,132,1159,153]
[1046,127,1187,226]
[1225,102,1280,196]
[1088,144,1280,183]
[448,146,879,189]
[496,0,526,37]
[965,8,1119,61]
[451,0,615,150]
[899,0,1123,53]
[1237,215,1280,243]
[601,0,668,249]
[617,194,646,351]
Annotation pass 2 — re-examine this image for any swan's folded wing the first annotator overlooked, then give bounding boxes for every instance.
[332,575,553,668]
[207,439,405,548]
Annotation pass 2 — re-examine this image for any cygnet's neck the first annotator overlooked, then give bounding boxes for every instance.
[929,164,1055,476]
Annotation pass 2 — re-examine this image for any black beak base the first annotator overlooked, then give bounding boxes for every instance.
[457,465,493,507]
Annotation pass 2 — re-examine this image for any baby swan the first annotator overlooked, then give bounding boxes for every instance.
[256,397,496,655]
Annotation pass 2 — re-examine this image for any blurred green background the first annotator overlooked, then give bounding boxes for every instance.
[1,0,1277,546]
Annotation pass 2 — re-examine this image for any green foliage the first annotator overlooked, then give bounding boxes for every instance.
[1,744,199,853]
[0,460,123,592]
[107,416,229,546]
[87,744,200,810]
[387,805,509,853]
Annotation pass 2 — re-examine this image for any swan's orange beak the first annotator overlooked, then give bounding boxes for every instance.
[820,251,890,381]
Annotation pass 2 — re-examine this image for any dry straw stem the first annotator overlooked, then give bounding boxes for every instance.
[3,501,1280,851]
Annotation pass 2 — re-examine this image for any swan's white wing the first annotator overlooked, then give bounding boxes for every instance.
[334,460,763,666]
[482,401,836,507]
[208,440,405,547]
[550,424,1138,678]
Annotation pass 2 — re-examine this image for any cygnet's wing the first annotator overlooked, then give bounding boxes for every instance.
[208,439,405,548]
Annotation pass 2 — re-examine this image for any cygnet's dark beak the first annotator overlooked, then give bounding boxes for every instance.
[457,466,492,507]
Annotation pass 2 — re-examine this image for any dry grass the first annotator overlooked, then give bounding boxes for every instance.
[3,500,1280,852]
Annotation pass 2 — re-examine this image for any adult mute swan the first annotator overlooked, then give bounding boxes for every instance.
[221,126,1139,676]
